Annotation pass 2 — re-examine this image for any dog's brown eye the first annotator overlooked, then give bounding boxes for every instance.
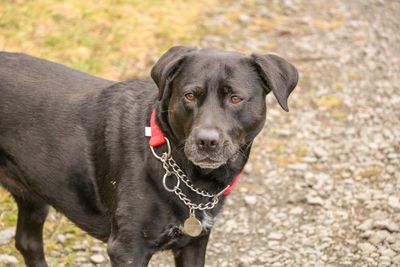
[184,93,195,101]
[230,96,242,104]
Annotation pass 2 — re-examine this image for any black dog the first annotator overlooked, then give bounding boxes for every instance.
[0,46,298,267]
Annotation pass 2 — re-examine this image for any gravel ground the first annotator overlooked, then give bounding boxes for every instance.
[1,0,399,266]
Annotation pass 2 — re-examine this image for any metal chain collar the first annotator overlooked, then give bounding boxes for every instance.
[150,137,229,212]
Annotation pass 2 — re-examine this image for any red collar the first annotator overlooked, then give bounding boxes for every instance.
[148,109,241,196]
[148,109,167,147]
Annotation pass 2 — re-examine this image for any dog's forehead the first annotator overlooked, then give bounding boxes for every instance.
[181,49,253,82]
[191,49,247,66]
[198,48,245,58]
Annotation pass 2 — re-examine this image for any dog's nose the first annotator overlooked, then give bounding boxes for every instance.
[196,129,220,151]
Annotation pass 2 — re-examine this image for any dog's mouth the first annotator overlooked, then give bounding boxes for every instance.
[183,141,239,170]
[189,157,226,169]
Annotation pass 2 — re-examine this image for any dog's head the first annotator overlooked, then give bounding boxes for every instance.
[151,46,298,169]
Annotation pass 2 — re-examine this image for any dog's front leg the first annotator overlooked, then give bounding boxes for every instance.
[107,235,153,267]
[173,232,210,267]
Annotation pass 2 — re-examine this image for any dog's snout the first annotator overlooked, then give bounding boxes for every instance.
[196,129,220,151]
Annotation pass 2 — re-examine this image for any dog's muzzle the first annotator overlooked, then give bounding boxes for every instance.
[184,135,239,169]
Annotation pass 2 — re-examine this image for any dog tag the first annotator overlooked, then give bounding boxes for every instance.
[183,215,202,237]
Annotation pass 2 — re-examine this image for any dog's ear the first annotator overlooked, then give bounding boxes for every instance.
[251,53,299,112]
[151,46,198,100]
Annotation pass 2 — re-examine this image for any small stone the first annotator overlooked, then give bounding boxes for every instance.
[373,220,399,232]
[358,242,376,254]
[314,173,330,188]
[90,254,106,264]
[386,234,396,243]
[370,210,388,220]
[277,128,292,137]
[368,230,390,245]
[50,251,61,257]
[91,246,104,253]
[57,234,66,244]
[290,206,303,215]
[379,247,396,258]
[72,244,86,251]
[0,254,19,265]
[391,241,400,252]
[306,192,324,205]
[388,196,400,210]
[313,147,328,158]
[77,251,87,257]
[393,254,400,265]
[65,233,74,240]
[238,254,255,265]
[305,174,318,187]
[287,192,307,203]
[379,256,391,266]
[224,219,237,232]
[302,156,317,163]
[358,219,373,231]
[243,163,253,174]
[361,230,374,239]
[76,256,87,263]
[0,227,15,246]
[268,232,284,240]
[238,14,251,24]
[288,163,308,171]
[244,195,257,205]
[370,252,380,258]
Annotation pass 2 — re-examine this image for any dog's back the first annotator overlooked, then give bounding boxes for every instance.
[0,52,114,92]
[0,52,115,138]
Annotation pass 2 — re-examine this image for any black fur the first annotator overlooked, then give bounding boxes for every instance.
[0,46,298,267]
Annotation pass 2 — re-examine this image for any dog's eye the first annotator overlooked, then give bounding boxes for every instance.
[184,93,195,101]
[230,96,242,104]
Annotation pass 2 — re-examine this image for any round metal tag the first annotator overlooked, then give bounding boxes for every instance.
[183,216,202,237]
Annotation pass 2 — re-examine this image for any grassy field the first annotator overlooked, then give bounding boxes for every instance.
[0,0,230,80]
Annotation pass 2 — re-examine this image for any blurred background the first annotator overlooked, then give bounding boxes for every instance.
[0,0,399,266]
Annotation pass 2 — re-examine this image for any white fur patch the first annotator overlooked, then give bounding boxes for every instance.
[201,211,215,231]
